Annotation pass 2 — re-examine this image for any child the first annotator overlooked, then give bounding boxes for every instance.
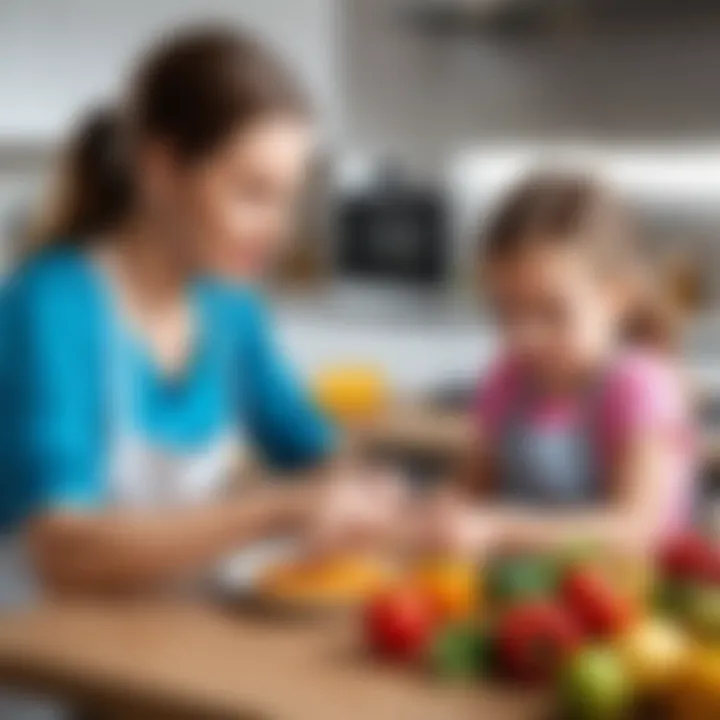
[426,171,695,555]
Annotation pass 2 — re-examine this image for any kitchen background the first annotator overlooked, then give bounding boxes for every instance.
[1,0,720,495]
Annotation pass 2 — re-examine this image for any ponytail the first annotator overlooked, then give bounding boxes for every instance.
[32,107,131,248]
[623,258,703,353]
[622,280,682,354]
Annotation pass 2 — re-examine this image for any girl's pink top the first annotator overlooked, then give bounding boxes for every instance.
[475,350,696,533]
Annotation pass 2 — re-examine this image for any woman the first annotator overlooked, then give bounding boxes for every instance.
[0,27,397,602]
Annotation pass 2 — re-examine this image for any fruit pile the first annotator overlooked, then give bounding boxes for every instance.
[361,532,719,719]
[656,532,720,640]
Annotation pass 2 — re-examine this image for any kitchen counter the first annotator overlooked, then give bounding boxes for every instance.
[0,601,548,720]
[272,287,720,398]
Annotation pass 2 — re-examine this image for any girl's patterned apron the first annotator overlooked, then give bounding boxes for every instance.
[498,377,606,506]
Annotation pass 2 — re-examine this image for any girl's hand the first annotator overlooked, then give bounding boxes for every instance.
[307,464,408,556]
[407,490,496,559]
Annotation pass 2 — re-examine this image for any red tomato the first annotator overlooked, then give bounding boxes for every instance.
[364,588,435,662]
[710,544,720,585]
[658,533,716,583]
[562,567,635,639]
[496,601,582,683]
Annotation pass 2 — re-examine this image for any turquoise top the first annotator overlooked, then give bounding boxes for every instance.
[0,247,334,531]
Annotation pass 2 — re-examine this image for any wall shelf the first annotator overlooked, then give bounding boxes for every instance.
[403,0,720,40]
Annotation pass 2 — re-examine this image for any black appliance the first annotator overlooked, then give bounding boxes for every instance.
[336,169,448,286]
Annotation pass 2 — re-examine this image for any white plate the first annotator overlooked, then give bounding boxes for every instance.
[214,540,388,615]
[214,538,300,597]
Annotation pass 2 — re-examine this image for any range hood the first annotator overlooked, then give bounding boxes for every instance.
[404,0,720,37]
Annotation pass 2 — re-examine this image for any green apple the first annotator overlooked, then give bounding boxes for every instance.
[485,553,559,606]
[653,578,692,617]
[430,621,489,680]
[560,647,631,720]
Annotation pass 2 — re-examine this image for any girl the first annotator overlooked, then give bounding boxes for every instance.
[0,27,398,603]
[427,171,695,555]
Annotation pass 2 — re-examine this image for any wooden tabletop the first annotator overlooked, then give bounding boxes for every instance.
[357,404,720,466]
[0,601,549,720]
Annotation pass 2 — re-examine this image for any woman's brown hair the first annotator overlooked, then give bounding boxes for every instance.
[34,26,309,245]
[481,170,684,352]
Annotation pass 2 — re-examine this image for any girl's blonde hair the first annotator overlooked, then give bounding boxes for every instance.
[482,170,686,352]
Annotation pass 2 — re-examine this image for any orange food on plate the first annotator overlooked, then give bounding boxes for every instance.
[260,554,393,606]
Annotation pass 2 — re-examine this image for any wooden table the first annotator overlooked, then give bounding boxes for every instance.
[357,404,720,468]
[0,602,549,720]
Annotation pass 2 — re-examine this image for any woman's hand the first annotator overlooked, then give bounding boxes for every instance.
[305,463,408,556]
[406,490,497,560]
